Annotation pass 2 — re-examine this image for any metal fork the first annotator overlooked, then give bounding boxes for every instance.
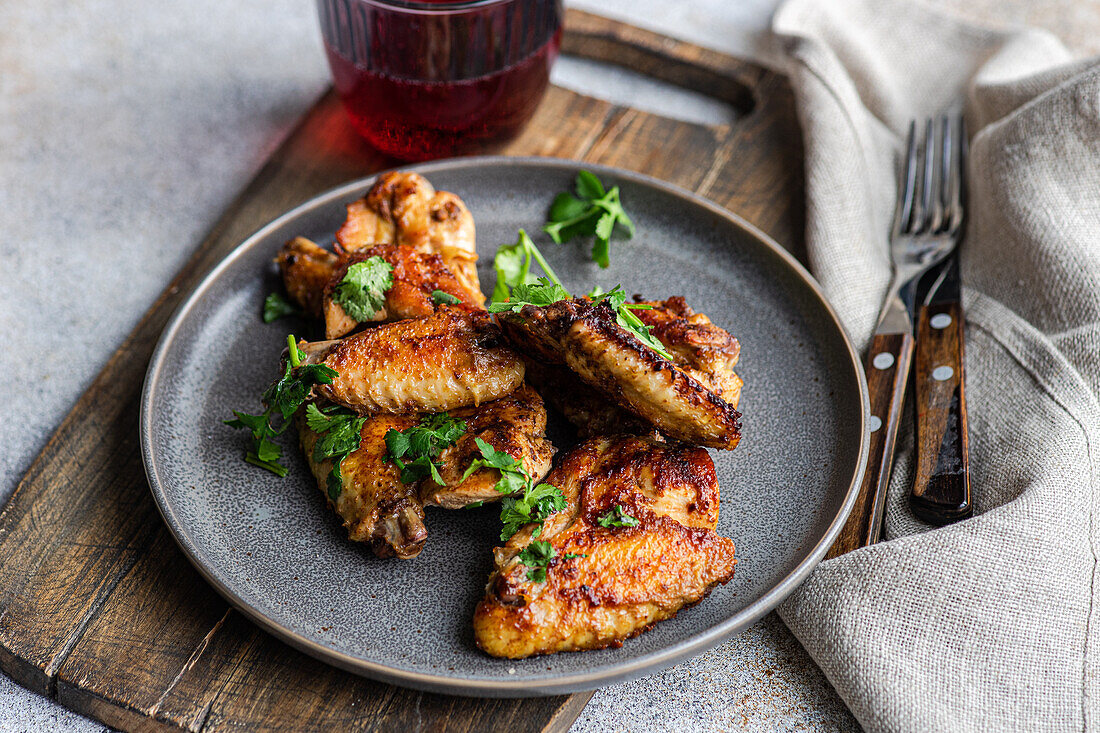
[828,115,966,558]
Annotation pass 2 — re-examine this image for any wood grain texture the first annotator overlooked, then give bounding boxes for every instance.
[911,299,972,524]
[0,9,805,731]
[827,331,914,558]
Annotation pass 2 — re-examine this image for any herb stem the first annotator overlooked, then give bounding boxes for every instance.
[287,334,301,367]
[527,238,565,292]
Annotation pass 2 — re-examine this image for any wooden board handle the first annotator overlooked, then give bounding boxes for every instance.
[827,332,914,558]
[910,301,972,524]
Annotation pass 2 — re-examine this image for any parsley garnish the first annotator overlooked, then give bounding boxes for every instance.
[304,403,367,501]
[597,505,640,528]
[590,286,675,361]
[431,289,462,305]
[384,412,467,485]
[544,171,635,268]
[226,335,338,477]
[462,438,567,541]
[487,277,571,314]
[563,553,587,560]
[262,292,302,323]
[517,540,556,583]
[490,229,564,304]
[333,256,394,321]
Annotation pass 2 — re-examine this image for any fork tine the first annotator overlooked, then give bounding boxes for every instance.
[893,120,918,236]
[944,114,966,234]
[917,118,937,233]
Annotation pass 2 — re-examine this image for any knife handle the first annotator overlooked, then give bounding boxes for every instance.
[910,300,972,524]
[827,331,914,558]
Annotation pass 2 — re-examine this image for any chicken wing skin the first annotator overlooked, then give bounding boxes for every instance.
[300,411,428,559]
[632,296,743,409]
[276,236,339,317]
[421,385,556,509]
[298,308,525,414]
[498,298,741,449]
[335,172,482,304]
[474,436,737,658]
[323,243,484,339]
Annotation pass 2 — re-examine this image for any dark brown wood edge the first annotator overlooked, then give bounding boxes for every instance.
[827,332,914,558]
[911,300,972,524]
[0,8,804,732]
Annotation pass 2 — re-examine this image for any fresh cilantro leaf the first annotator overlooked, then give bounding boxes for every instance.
[384,412,467,486]
[327,461,343,501]
[490,230,566,304]
[517,540,556,583]
[563,553,587,560]
[487,278,571,314]
[263,292,302,323]
[548,191,590,222]
[575,170,606,200]
[227,334,340,477]
[597,505,640,528]
[465,501,484,509]
[461,439,566,541]
[543,172,634,268]
[614,304,675,361]
[431,289,462,305]
[333,256,394,321]
[309,407,367,464]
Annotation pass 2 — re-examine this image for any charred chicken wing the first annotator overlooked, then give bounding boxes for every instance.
[474,435,737,658]
[298,308,525,414]
[276,236,339,317]
[498,298,741,448]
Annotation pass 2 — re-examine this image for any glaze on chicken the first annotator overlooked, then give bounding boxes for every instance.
[474,436,737,658]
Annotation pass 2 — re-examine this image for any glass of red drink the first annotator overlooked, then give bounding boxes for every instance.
[317,0,563,161]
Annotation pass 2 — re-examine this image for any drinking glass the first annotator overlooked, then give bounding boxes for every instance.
[317,0,563,161]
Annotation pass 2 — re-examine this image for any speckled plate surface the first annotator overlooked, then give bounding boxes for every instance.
[141,157,868,697]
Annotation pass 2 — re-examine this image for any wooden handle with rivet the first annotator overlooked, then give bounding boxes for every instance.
[827,331,914,558]
[910,300,972,524]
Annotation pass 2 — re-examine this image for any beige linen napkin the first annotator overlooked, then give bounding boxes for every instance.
[771,0,1100,730]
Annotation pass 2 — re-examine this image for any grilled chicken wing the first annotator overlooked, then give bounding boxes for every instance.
[474,436,737,658]
[276,236,339,317]
[298,308,525,414]
[323,243,484,339]
[498,298,741,449]
[335,172,483,304]
[300,411,428,559]
[421,384,556,509]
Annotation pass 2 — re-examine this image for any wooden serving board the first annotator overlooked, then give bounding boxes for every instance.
[0,10,803,731]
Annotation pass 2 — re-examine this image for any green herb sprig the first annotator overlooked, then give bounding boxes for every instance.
[597,505,640,528]
[544,171,635,268]
[262,292,302,323]
[225,335,338,477]
[384,413,467,485]
[333,256,394,321]
[517,540,556,583]
[491,229,564,303]
[431,289,462,305]
[462,438,567,543]
[305,403,368,500]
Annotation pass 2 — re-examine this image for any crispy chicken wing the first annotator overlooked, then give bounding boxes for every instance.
[474,436,737,658]
[300,411,428,559]
[276,236,339,317]
[322,243,484,339]
[498,298,741,449]
[298,308,525,414]
[335,172,483,304]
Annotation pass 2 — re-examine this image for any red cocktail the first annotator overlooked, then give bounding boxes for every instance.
[318,0,563,161]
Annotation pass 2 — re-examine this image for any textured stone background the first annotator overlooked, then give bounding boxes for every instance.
[0,0,1094,730]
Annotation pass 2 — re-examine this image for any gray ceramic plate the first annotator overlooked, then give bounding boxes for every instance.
[142,157,868,697]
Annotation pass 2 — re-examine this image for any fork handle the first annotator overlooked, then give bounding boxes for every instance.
[910,300,972,524]
[827,331,914,558]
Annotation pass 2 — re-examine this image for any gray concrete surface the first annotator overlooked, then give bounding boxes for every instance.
[0,1,863,730]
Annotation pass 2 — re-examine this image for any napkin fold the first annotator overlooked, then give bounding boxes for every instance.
[771,0,1100,730]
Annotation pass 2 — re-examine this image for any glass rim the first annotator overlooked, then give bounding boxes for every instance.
[355,0,516,11]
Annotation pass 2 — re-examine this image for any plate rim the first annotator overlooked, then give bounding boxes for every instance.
[141,155,869,697]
